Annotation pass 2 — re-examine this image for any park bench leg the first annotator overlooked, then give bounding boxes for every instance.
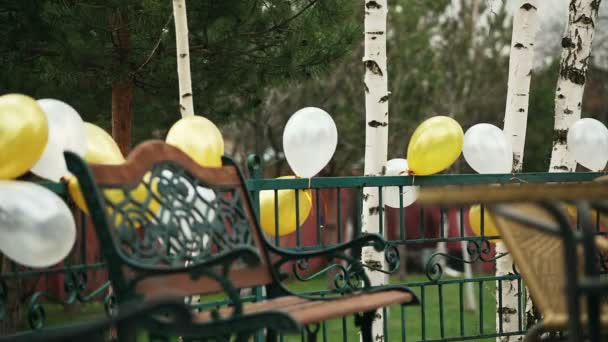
[116,319,138,342]
[305,323,320,342]
[356,311,375,342]
[266,329,278,342]
[235,331,255,342]
[398,244,408,281]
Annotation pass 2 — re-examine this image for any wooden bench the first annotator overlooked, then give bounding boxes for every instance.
[64,140,418,341]
[418,184,608,342]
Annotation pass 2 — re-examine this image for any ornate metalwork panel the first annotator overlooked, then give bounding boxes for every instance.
[99,162,254,268]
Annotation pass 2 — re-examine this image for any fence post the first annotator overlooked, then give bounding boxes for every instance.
[247,155,265,342]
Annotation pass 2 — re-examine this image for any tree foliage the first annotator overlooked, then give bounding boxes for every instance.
[0,0,358,144]
[2,0,607,174]
[236,0,608,176]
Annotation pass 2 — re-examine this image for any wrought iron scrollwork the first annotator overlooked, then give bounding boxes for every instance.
[293,258,310,278]
[100,162,255,270]
[24,273,111,329]
[383,244,401,274]
[283,252,368,295]
[270,235,392,296]
[425,239,509,282]
[343,259,367,292]
[467,240,506,262]
[105,290,118,317]
[27,299,46,330]
[512,262,520,275]
[64,270,88,303]
[289,256,366,294]
[425,257,444,282]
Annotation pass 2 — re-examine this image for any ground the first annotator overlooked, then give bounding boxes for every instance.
[28,274,498,341]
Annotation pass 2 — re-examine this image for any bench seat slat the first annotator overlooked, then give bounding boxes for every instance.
[194,290,415,326]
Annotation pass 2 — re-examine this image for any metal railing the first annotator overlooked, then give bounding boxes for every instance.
[0,158,604,341]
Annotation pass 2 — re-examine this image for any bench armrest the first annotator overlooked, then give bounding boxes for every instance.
[265,234,399,296]
[265,233,387,260]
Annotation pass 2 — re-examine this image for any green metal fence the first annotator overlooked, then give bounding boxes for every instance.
[245,159,605,342]
[0,160,605,341]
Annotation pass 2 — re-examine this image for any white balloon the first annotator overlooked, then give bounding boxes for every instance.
[159,170,217,222]
[463,124,513,174]
[178,186,214,252]
[0,181,76,268]
[31,99,87,181]
[382,159,418,208]
[159,170,216,249]
[283,107,338,178]
[568,118,608,171]
[385,158,409,176]
[194,186,217,223]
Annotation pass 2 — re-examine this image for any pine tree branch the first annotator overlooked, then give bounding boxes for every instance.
[266,124,282,155]
[132,13,173,75]
[242,0,320,36]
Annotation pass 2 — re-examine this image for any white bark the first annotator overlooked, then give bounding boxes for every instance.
[173,0,195,117]
[549,0,602,172]
[500,2,540,341]
[361,0,389,340]
[461,240,477,312]
[503,1,540,173]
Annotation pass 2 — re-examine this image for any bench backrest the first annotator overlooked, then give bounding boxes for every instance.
[65,141,274,302]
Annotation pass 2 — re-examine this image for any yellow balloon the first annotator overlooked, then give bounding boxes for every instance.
[166,116,224,167]
[562,204,608,228]
[259,176,313,236]
[84,123,124,164]
[66,173,161,222]
[66,175,88,213]
[469,205,500,243]
[69,125,159,218]
[407,116,464,176]
[562,176,608,227]
[0,94,49,179]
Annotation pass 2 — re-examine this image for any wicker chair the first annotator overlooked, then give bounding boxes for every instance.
[490,202,608,341]
[417,183,608,342]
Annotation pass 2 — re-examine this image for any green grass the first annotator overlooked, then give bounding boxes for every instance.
[277,274,499,342]
[24,274,505,341]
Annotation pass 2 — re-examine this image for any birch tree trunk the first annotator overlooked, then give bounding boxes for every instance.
[500,2,540,341]
[173,0,195,117]
[549,0,602,172]
[503,1,539,173]
[361,0,389,340]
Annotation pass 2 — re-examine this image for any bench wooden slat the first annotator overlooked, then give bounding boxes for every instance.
[90,140,241,188]
[135,266,274,300]
[194,290,414,326]
[290,290,413,325]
